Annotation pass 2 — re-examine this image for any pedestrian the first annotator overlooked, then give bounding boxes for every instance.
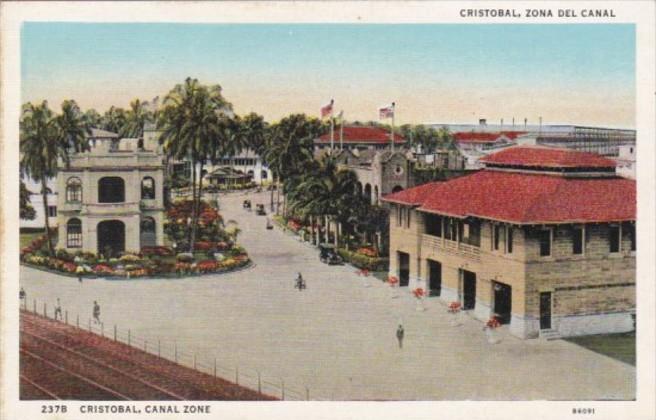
[78,273,83,283]
[19,287,26,302]
[295,272,305,291]
[396,324,404,349]
[54,298,62,321]
[93,301,101,324]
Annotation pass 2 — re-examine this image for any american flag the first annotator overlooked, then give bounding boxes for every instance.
[379,103,395,119]
[320,99,334,118]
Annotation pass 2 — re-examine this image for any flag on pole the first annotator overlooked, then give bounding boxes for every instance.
[379,103,395,119]
[321,99,334,119]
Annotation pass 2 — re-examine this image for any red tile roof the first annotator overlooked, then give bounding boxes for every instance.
[383,171,635,224]
[454,131,526,143]
[317,126,405,144]
[481,146,616,168]
[382,181,442,206]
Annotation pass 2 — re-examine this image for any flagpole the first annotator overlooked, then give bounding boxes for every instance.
[339,112,344,151]
[391,102,395,153]
[330,99,335,153]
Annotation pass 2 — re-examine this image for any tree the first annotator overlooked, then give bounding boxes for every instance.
[158,77,232,252]
[401,124,453,153]
[101,106,127,134]
[83,108,103,128]
[55,100,90,153]
[20,101,63,255]
[20,180,36,220]
[265,114,323,213]
[121,98,153,138]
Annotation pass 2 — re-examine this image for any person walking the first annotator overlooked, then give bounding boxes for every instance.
[93,301,101,324]
[396,324,405,349]
[19,287,26,303]
[54,298,62,321]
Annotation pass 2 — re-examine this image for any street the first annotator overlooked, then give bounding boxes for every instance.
[19,190,636,400]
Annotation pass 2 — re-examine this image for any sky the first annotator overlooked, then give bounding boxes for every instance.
[21,23,635,127]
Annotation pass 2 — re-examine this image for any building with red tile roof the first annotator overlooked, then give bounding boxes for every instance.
[382,145,636,339]
[315,126,405,151]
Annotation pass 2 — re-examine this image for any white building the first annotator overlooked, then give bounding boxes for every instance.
[20,176,58,230]
[615,144,636,179]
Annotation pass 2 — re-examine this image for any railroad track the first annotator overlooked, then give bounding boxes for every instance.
[20,313,274,400]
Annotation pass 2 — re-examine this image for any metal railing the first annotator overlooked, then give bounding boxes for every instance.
[20,297,312,401]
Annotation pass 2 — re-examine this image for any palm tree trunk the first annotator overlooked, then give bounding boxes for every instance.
[310,216,316,245]
[276,179,281,215]
[324,215,329,243]
[189,159,198,250]
[41,178,53,256]
[270,175,275,211]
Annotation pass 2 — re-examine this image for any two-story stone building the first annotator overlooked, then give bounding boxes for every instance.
[383,146,636,339]
[57,129,166,256]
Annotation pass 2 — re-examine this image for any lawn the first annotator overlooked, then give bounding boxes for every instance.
[20,230,48,249]
[566,331,636,366]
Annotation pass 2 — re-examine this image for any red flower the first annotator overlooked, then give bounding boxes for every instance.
[387,276,399,285]
[356,269,370,277]
[412,288,425,298]
[448,302,461,313]
[356,247,378,257]
[485,317,501,329]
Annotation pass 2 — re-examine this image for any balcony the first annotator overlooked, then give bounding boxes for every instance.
[80,202,140,216]
[140,199,162,211]
[64,152,164,170]
[60,201,82,212]
[421,234,481,261]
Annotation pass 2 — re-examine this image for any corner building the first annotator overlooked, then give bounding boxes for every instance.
[56,129,165,256]
[383,146,636,339]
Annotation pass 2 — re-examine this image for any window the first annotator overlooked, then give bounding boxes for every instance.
[538,229,551,257]
[507,228,513,253]
[406,208,411,227]
[66,177,82,202]
[141,177,155,200]
[397,206,403,227]
[609,225,621,253]
[425,214,442,237]
[626,222,636,251]
[67,218,82,248]
[47,206,57,217]
[572,227,584,255]
[98,177,125,203]
[462,221,480,247]
[494,225,504,251]
[444,218,457,241]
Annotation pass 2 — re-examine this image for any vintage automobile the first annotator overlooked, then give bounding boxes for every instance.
[243,199,251,210]
[266,218,274,230]
[319,243,343,265]
[256,204,266,216]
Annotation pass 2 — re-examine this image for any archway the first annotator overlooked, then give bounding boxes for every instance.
[364,184,372,203]
[356,182,363,195]
[98,177,125,203]
[140,217,156,248]
[97,220,125,257]
[392,185,404,194]
[374,185,379,205]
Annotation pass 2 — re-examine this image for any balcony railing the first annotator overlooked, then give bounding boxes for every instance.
[60,201,82,212]
[81,202,140,215]
[421,234,481,260]
[64,152,163,169]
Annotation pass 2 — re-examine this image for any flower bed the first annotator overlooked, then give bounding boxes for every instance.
[21,244,249,279]
[337,248,389,272]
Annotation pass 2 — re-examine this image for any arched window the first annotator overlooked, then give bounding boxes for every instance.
[67,218,82,248]
[98,177,125,203]
[141,176,155,200]
[66,177,82,202]
[261,170,268,180]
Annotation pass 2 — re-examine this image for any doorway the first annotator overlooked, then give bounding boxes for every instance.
[493,282,512,324]
[97,220,125,257]
[540,292,552,330]
[427,260,442,297]
[462,270,476,310]
[397,252,410,287]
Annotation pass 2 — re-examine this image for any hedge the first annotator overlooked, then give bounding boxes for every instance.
[337,248,389,272]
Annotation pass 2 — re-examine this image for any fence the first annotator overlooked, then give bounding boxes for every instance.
[20,297,312,401]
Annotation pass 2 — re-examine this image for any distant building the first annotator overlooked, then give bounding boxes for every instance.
[57,129,165,255]
[332,148,415,205]
[615,144,636,179]
[20,176,58,230]
[383,145,635,339]
[203,149,272,185]
[315,126,405,153]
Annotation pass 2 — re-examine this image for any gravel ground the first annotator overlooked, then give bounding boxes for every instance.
[19,190,636,400]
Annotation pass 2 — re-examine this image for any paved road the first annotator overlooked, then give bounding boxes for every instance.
[20,190,636,400]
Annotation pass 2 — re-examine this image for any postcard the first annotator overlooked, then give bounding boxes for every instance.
[1,1,654,420]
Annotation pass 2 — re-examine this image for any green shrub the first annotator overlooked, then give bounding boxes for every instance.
[337,248,389,271]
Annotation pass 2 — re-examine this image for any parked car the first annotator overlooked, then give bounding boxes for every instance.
[319,243,343,265]
[256,204,266,216]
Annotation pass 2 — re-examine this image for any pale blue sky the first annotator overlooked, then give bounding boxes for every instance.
[21,23,635,126]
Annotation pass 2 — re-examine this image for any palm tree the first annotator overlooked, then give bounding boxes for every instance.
[55,100,90,153]
[240,113,269,186]
[158,77,231,252]
[20,179,36,221]
[121,99,153,138]
[101,106,127,134]
[83,108,103,129]
[265,114,322,214]
[20,101,64,255]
